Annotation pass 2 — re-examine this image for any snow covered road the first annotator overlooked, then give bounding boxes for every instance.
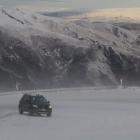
[0,88,140,140]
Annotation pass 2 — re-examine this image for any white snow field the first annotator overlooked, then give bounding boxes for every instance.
[0,87,140,140]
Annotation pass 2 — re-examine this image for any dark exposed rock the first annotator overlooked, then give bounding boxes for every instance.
[104,46,140,86]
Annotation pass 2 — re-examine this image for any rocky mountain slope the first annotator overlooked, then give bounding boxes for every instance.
[0,7,140,91]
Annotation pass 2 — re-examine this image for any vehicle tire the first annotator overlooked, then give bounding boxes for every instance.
[19,106,23,114]
[29,111,34,116]
[47,112,52,117]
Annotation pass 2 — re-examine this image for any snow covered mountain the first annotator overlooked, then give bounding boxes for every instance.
[0,6,140,91]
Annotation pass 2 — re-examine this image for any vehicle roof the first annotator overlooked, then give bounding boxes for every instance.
[23,94,44,98]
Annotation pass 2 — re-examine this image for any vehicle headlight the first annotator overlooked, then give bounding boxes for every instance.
[49,105,52,109]
[33,105,38,108]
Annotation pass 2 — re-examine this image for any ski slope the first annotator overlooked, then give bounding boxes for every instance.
[0,87,140,140]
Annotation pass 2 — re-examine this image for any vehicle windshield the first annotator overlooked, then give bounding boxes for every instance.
[38,96,47,103]
[31,95,47,104]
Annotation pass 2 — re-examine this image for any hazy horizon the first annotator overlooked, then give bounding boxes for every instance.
[0,0,140,12]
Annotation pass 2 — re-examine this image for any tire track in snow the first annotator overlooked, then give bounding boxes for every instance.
[0,112,18,120]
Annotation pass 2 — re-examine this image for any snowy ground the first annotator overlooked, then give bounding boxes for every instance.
[0,87,140,140]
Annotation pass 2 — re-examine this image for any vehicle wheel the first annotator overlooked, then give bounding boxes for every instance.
[47,112,52,117]
[29,111,34,116]
[19,106,23,114]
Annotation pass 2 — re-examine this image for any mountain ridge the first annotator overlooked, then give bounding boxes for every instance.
[0,7,140,90]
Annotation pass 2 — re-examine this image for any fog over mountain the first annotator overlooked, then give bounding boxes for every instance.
[43,8,140,22]
[0,7,140,91]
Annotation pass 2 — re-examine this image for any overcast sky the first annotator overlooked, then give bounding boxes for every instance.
[0,0,140,11]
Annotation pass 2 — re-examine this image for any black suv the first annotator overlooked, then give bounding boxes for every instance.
[19,94,52,117]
